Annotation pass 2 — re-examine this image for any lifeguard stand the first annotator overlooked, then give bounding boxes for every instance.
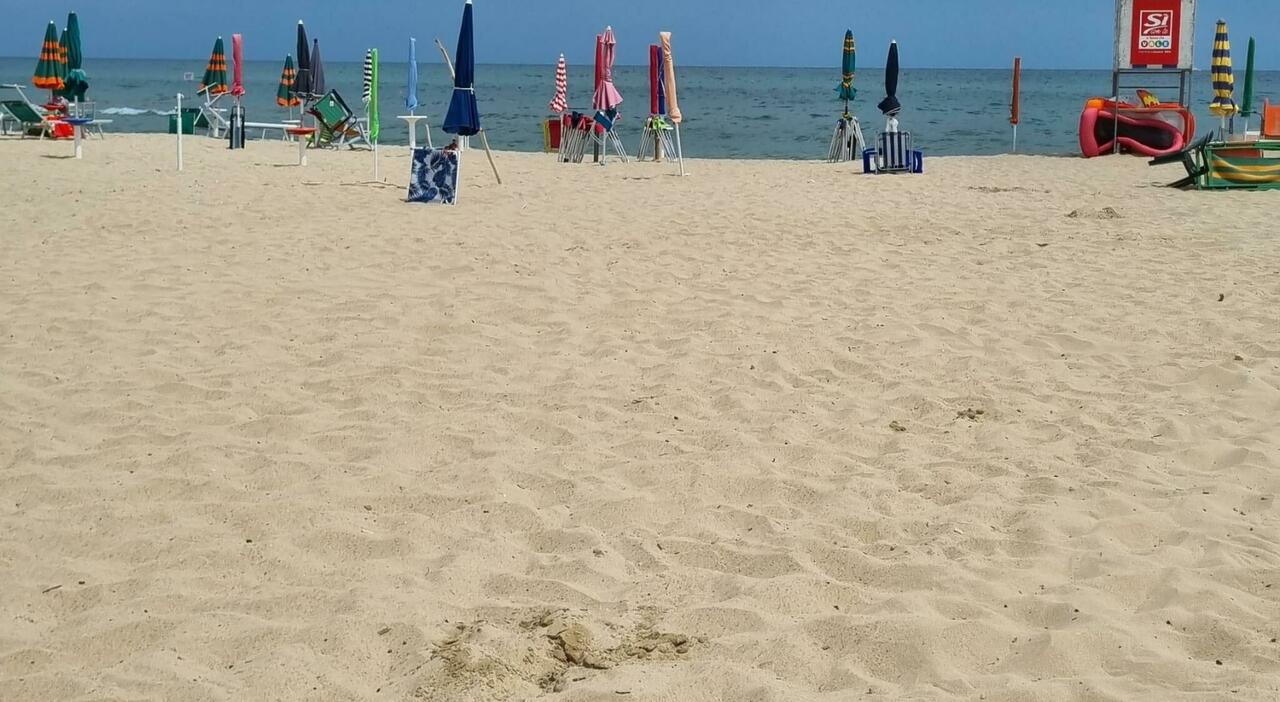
[1111,0,1197,152]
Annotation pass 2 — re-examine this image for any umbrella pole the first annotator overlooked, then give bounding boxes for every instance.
[1012,124,1018,153]
[478,129,502,184]
[674,123,686,176]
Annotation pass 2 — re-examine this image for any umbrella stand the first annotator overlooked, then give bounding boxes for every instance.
[436,36,501,184]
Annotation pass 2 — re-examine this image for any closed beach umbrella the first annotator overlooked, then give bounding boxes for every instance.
[649,45,661,116]
[838,30,856,103]
[593,27,623,111]
[594,35,604,104]
[294,21,312,99]
[362,49,373,105]
[62,12,88,101]
[443,0,480,137]
[1241,37,1256,120]
[56,27,71,93]
[33,22,64,92]
[659,31,684,174]
[199,37,228,96]
[659,32,681,124]
[878,40,901,117]
[407,38,420,113]
[369,48,380,143]
[549,53,567,113]
[277,54,300,107]
[310,39,326,97]
[1209,20,1238,117]
[230,34,245,98]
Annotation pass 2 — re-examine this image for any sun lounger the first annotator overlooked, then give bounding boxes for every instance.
[0,98,57,139]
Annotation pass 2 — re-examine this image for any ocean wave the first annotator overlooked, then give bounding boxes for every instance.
[99,107,168,116]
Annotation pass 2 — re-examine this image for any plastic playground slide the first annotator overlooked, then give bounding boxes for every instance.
[1079,98,1195,158]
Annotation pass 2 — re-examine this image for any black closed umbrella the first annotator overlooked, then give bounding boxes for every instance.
[878,40,901,117]
[294,21,312,99]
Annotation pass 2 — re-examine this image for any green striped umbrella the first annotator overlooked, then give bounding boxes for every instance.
[60,12,88,101]
[33,21,65,93]
[277,54,300,107]
[838,30,856,104]
[200,37,229,96]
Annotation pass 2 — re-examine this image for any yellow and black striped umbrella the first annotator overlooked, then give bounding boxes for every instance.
[32,21,66,91]
[1209,19,1238,117]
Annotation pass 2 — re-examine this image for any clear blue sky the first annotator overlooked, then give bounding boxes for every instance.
[2,1,1278,68]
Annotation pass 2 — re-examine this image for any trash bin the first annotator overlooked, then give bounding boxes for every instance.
[167,107,201,135]
[228,105,246,149]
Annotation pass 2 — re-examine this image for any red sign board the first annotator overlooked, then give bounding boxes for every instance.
[1130,0,1182,66]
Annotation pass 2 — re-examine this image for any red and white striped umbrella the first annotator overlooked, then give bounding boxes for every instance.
[549,53,567,113]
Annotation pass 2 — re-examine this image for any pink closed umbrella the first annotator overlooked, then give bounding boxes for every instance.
[592,26,622,111]
[230,33,245,97]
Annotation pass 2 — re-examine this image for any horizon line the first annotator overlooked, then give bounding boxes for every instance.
[0,55,1153,71]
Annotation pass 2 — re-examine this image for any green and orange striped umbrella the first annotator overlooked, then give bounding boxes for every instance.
[199,37,229,96]
[33,21,66,92]
[276,54,300,107]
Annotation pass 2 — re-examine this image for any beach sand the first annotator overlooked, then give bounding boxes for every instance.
[1,134,1278,701]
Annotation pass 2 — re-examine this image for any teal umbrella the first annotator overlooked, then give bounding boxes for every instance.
[62,12,88,101]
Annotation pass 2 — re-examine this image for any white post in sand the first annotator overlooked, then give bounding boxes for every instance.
[176,93,184,171]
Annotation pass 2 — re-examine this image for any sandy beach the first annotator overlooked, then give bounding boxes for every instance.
[1,134,1278,700]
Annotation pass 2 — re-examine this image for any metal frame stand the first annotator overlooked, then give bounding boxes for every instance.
[1110,67,1192,153]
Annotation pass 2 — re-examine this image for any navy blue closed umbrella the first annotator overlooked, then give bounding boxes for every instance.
[294,21,312,99]
[443,0,480,137]
[878,40,901,116]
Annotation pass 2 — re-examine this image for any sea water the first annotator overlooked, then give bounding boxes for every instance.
[2,57,1276,158]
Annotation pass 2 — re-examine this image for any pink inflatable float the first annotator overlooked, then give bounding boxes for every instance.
[1079,98,1195,158]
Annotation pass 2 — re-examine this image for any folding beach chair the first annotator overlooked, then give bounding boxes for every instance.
[1148,134,1212,189]
[863,130,923,174]
[307,90,369,149]
[1,85,58,139]
[407,147,460,205]
[636,115,675,161]
[559,112,594,164]
[196,88,230,138]
[591,109,629,164]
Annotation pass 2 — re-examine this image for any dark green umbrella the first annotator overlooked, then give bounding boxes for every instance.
[33,21,65,93]
[62,12,88,101]
[1241,37,1256,123]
